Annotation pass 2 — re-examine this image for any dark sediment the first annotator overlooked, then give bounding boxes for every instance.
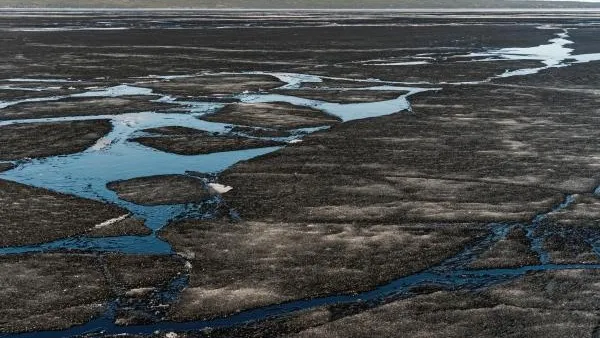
[274,89,407,104]
[131,126,283,156]
[309,59,546,84]
[0,120,111,161]
[0,87,76,101]
[107,174,212,206]
[470,226,539,269]
[547,194,600,228]
[0,162,14,172]
[493,61,600,90]
[218,101,571,224]
[107,254,187,327]
[105,254,186,290]
[201,102,341,130]
[160,220,484,321]
[229,125,292,138]
[300,79,392,89]
[293,270,600,338]
[0,179,134,247]
[0,253,185,334]
[2,12,600,337]
[540,194,600,264]
[136,74,284,97]
[543,232,599,264]
[565,27,600,55]
[0,253,111,333]
[186,67,600,323]
[0,18,555,80]
[0,96,174,121]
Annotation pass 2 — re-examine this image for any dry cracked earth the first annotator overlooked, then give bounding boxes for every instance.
[2,9,600,338]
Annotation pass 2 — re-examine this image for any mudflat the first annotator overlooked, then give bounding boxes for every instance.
[272,89,408,104]
[136,74,284,98]
[107,174,212,205]
[0,96,174,120]
[132,126,284,156]
[0,253,185,333]
[160,220,483,321]
[201,102,341,130]
[0,179,148,247]
[0,120,111,160]
[2,10,600,338]
[0,163,14,172]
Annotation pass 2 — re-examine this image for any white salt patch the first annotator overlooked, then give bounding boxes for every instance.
[90,137,113,151]
[208,183,233,194]
[95,214,129,229]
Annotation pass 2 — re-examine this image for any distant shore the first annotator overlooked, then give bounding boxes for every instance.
[2,0,600,10]
[1,7,600,11]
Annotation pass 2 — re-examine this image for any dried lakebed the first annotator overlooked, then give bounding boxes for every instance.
[3,11,600,338]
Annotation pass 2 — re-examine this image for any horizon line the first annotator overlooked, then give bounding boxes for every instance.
[2,7,600,12]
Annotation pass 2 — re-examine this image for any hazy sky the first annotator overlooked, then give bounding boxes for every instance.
[1,0,600,8]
